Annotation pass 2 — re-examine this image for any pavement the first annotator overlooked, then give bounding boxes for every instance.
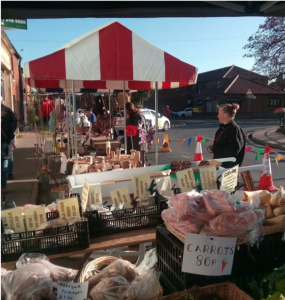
[2,132,39,207]
[251,127,285,151]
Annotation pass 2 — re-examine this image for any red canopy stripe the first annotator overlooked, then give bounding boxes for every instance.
[83,80,107,89]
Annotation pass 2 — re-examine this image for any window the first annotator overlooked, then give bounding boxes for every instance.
[206,82,211,89]
[227,98,242,108]
[150,111,156,117]
[1,70,5,102]
[143,110,151,118]
[217,81,223,88]
[268,98,280,106]
[197,100,203,106]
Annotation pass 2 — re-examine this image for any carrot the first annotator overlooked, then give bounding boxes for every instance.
[271,186,283,206]
[264,215,285,225]
[273,207,285,217]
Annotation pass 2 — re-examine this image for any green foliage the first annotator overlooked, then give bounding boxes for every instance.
[277,126,284,133]
[131,90,153,107]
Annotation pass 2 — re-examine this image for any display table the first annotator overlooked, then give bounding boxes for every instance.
[0,227,156,269]
[90,137,121,154]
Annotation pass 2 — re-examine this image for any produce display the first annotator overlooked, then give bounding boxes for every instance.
[161,187,285,245]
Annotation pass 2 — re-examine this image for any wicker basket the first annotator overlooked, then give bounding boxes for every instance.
[159,282,253,300]
[164,221,257,246]
[78,256,163,299]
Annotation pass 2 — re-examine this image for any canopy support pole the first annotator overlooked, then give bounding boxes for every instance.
[67,90,73,159]
[123,82,127,154]
[155,81,158,165]
[72,80,78,174]
[109,90,112,139]
[64,87,70,158]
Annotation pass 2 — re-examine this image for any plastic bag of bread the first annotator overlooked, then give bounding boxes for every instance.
[46,202,58,212]
[87,259,136,291]
[16,253,78,282]
[1,268,8,300]
[89,276,137,300]
[1,263,54,300]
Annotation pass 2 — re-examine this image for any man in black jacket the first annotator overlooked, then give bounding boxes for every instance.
[207,103,245,168]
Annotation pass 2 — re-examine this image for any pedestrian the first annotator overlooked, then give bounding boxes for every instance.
[1,104,17,194]
[87,108,96,125]
[125,102,148,154]
[162,105,171,118]
[207,103,245,168]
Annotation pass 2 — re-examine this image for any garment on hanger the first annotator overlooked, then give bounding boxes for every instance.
[41,98,53,117]
[60,99,66,118]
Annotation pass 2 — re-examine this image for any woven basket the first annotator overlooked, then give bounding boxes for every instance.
[165,221,255,246]
[78,256,163,299]
[159,282,253,300]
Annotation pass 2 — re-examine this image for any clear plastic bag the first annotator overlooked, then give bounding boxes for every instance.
[67,216,84,225]
[46,202,58,212]
[86,205,109,212]
[36,218,67,231]
[16,253,78,282]
[89,276,136,300]
[22,204,50,213]
[1,263,54,300]
[201,190,235,216]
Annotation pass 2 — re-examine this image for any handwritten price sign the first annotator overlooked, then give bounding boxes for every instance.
[182,233,236,276]
[57,281,88,300]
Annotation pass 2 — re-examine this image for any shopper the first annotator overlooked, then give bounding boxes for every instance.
[207,103,245,168]
[162,105,171,118]
[87,108,96,124]
[125,102,148,154]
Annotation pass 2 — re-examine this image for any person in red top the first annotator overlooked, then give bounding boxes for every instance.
[162,105,171,118]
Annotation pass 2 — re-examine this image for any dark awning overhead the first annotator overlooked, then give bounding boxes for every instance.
[2,1,285,19]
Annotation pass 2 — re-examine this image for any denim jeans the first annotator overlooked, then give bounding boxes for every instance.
[8,151,13,174]
[1,158,8,188]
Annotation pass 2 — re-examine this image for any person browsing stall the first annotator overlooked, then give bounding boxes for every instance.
[87,108,96,124]
[207,103,245,168]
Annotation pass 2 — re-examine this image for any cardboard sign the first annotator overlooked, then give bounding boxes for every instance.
[182,233,236,276]
[57,197,81,221]
[81,179,90,212]
[133,174,151,200]
[88,184,102,206]
[24,206,47,231]
[200,167,217,190]
[220,165,239,192]
[176,168,196,192]
[1,207,25,233]
[57,281,88,300]
[110,186,132,209]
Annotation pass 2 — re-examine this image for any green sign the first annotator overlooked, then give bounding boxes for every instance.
[1,19,27,30]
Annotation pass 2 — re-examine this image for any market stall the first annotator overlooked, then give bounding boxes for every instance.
[23,21,198,171]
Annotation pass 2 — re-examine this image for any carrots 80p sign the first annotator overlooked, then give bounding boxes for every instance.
[182,233,236,276]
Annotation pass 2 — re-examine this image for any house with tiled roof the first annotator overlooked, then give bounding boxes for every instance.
[147,65,285,117]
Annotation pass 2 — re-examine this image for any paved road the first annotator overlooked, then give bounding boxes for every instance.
[146,119,285,188]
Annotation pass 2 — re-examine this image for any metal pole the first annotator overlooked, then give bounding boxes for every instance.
[123,82,127,154]
[109,89,112,139]
[72,81,78,174]
[65,87,70,158]
[67,90,73,158]
[155,82,158,165]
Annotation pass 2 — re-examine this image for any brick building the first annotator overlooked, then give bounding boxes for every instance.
[1,30,29,123]
[147,65,285,117]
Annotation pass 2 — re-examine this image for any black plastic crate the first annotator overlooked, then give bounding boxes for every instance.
[156,225,285,291]
[159,272,179,296]
[84,200,167,238]
[1,219,90,262]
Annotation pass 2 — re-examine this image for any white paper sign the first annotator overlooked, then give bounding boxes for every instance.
[57,281,88,300]
[81,179,90,212]
[200,166,217,190]
[176,168,196,192]
[88,184,102,206]
[132,174,151,200]
[182,233,236,276]
[220,165,239,192]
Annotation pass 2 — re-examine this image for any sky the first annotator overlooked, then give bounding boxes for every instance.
[5,17,265,74]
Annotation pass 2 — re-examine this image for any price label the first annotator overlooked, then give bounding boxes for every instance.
[220,165,239,192]
[81,179,90,212]
[24,206,47,231]
[88,184,102,206]
[182,233,236,276]
[1,207,25,233]
[110,186,132,209]
[176,168,196,192]
[57,281,88,300]
[200,167,217,190]
[132,174,150,200]
[57,197,80,221]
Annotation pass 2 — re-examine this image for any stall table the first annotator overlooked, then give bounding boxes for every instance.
[90,137,121,155]
[0,227,156,269]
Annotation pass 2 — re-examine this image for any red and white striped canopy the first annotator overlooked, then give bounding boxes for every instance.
[24,21,198,91]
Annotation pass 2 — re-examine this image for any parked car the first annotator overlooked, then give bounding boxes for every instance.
[141,109,171,131]
[177,107,193,117]
[170,110,179,117]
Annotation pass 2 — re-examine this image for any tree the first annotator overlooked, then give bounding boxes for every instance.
[130,90,153,108]
[243,17,285,89]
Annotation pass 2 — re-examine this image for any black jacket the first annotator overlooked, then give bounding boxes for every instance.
[1,106,17,145]
[212,120,245,168]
